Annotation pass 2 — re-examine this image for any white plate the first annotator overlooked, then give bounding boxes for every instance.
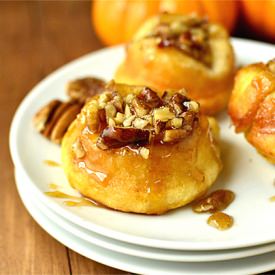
[10,38,275,251]
[15,168,275,275]
[15,167,275,262]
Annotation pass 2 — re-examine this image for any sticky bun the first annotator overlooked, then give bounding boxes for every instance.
[62,82,222,214]
[114,13,235,115]
[228,59,275,163]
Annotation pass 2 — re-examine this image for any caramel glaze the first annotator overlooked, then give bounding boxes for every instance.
[192,189,235,213]
[77,123,206,198]
[45,189,101,208]
[207,212,233,230]
[192,189,235,230]
[44,160,61,167]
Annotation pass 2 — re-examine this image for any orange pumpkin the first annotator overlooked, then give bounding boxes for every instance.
[241,0,275,40]
[92,0,239,45]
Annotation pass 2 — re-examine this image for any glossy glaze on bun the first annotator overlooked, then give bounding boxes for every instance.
[228,59,275,163]
[115,13,235,115]
[62,82,222,214]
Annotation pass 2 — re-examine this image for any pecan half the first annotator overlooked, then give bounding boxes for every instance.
[67,77,106,103]
[33,100,82,144]
[50,103,82,144]
[33,100,62,132]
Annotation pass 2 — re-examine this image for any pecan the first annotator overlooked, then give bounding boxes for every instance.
[132,97,150,117]
[163,129,189,142]
[67,77,106,103]
[97,108,107,132]
[97,127,150,149]
[153,107,175,122]
[168,93,189,115]
[33,100,82,144]
[33,100,62,132]
[139,147,150,159]
[137,87,163,109]
[50,103,82,144]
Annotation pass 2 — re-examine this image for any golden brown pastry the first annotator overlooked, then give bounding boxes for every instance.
[62,82,222,214]
[115,13,235,115]
[228,59,275,163]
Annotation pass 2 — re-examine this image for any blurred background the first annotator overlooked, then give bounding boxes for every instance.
[92,0,275,45]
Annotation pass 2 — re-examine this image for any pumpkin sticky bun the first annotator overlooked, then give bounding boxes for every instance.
[62,82,222,214]
[114,13,235,115]
[228,59,275,163]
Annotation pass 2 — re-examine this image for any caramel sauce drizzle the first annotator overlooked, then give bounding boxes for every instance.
[45,185,100,208]
[45,191,79,200]
[192,189,235,213]
[192,189,235,231]
[207,212,233,231]
[44,160,61,167]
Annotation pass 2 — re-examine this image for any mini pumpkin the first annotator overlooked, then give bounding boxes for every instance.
[92,0,238,45]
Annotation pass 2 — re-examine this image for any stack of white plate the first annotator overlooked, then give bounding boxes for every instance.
[10,38,275,275]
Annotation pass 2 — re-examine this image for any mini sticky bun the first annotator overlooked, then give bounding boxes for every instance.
[62,82,222,214]
[114,13,235,115]
[228,59,275,163]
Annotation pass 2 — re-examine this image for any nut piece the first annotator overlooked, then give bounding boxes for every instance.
[67,77,106,103]
[153,107,175,122]
[184,101,200,112]
[137,87,163,109]
[133,118,149,129]
[33,100,62,132]
[123,115,136,127]
[139,147,150,159]
[114,112,125,124]
[163,129,188,142]
[132,97,150,117]
[50,103,82,144]
[124,104,132,118]
[33,99,83,144]
[105,103,117,119]
[97,127,150,149]
[171,117,183,128]
[72,138,86,158]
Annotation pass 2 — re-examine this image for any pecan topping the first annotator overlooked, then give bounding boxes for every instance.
[83,83,200,154]
[97,127,150,150]
[147,16,211,66]
[67,77,106,103]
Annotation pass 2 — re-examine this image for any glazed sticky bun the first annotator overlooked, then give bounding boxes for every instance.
[228,59,275,163]
[114,13,235,115]
[62,82,222,214]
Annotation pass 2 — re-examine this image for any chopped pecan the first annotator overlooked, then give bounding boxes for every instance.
[132,97,150,117]
[97,127,150,149]
[168,93,189,115]
[163,129,189,142]
[137,87,163,109]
